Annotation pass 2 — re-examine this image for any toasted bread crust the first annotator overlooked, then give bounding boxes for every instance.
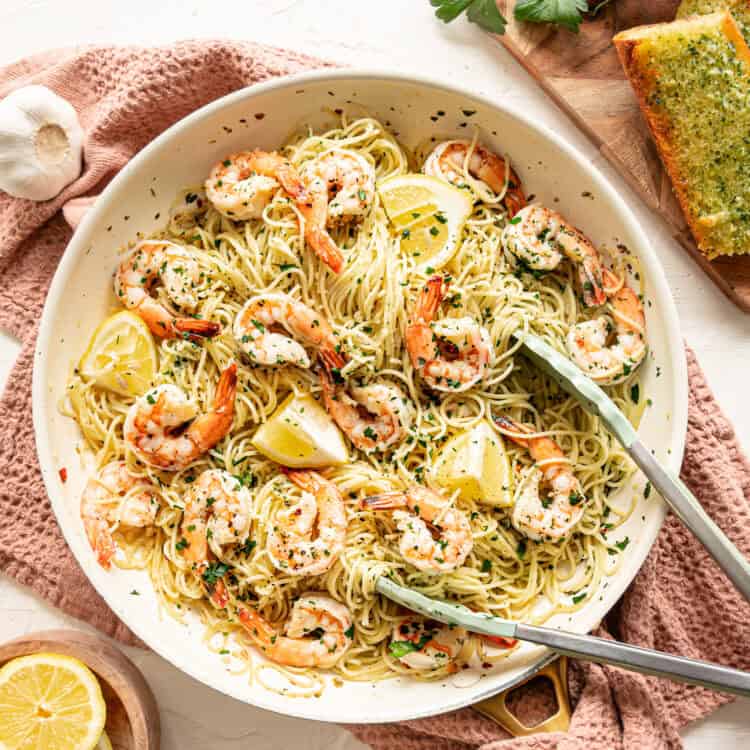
[614,12,750,257]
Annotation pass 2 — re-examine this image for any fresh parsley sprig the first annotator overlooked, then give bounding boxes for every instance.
[430,0,593,34]
[430,0,507,34]
[514,0,589,32]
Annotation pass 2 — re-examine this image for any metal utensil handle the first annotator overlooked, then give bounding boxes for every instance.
[517,624,750,697]
[630,441,750,603]
[513,332,750,604]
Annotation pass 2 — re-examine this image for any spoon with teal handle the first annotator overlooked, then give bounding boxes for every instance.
[376,577,750,696]
[507,330,750,603]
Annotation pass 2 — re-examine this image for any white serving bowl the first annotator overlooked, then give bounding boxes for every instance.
[33,70,687,723]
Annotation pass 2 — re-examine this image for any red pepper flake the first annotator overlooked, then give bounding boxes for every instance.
[59,467,68,483]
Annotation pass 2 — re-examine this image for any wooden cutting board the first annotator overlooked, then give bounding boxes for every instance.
[495,0,750,312]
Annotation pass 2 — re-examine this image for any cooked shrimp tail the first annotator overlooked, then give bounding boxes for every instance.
[501,206,607,307]
[208,577,229,609]
[115,241,221,340]
[237,595,353,668]
[301,149,376,226]
[234,294,343,369]
[361,486,473,573]
[180,467,251,607]
[566,267,647,384]
[83,513,116,569]
[494,415,585,541]
[295,149,376,272]
[319,367,412,452]
[267,468,347,576]
[406,275,491,392]
[415,275,445,321]
[174,317,222,342]
[360,490,404,511]
[424,139,526,217]
[319,346,347,372]
[307,224,344,273]
[80,461,159,569]
[205,150,344,273]
[124,363,237,470]
[191,362,238,452]
[293,181,345,273]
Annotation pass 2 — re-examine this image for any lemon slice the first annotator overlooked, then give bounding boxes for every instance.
[252,393,348,468]
[0,652,107,750]
[95,732,112,750]
[79,311,157,397]
[378,174,473,270]
[433,421,512,507]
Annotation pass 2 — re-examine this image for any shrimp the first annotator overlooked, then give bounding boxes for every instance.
[390,617,468,672]
[405,275,491,392]
[319,367,412,452]
[180,468,252,607]
[502,205,607,307]
[124,363,237,471]
[206,150,344,273]
[423,139,526,217]
[267,469,347,576]
[233,293,343,369]
[237,595,353,668]
[80,461,159,569]
[300,149,376,225]
[494,416,585,542]
[206,150,292,221]
[115,241,221,341]
[566,268,647,385]
[362,485,473,573]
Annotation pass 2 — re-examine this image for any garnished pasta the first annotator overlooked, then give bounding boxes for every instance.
[64,115,644,697]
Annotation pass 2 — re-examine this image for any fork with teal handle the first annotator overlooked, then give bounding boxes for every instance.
[377,331,750,696]
[377,577,750,696]
[512,330,750,604]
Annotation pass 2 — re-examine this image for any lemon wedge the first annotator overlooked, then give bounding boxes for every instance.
[252,393,348,468]
[378,174,473,270]
[79,311,157,397]
[433,421,512,507]
[95,732,112,750]
[0,652,107,750]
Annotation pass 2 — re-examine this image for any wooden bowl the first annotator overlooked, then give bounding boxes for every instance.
[0,629,160,749]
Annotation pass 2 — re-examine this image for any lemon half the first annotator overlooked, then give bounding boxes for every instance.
[433,421,512,507]
[378,174,473,271]
[79,311,157,397]
[252,393,348,468]
[0,652,107,750]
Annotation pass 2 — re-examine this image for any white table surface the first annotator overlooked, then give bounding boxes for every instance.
[0,1,748,747]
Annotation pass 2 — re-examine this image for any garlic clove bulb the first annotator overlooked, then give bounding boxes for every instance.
[0,85,84,201]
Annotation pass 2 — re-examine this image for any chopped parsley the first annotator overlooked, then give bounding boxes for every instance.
[202,562,229,585]
[239,538,257,556]
[388,633,430,659]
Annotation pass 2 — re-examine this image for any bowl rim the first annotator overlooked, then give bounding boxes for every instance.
[32,67,688,723]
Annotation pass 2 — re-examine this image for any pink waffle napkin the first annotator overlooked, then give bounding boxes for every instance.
[0,41,748,750]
